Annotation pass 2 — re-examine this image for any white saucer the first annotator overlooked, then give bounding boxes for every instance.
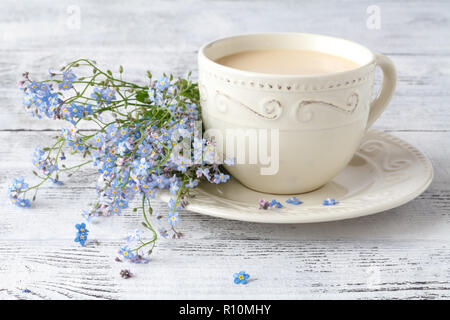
[159,130,433,223]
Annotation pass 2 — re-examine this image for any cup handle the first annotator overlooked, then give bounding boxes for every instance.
[366,53,397,128]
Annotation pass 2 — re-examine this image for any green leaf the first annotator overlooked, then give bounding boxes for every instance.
[136,90,148,103]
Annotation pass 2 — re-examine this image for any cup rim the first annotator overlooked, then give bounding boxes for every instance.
[198,32,376,79]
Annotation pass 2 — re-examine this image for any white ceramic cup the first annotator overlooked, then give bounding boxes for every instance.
[198,33,396,194]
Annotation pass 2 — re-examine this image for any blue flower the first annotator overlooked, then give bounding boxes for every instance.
[84,104,94,115]
[269,199,283,208]
[323,198,338,206]
[134,130,142,140]
[233,271,250,285]
[186,103,198,117]
[10,196,31,208]
[23,94,33,106]
[160,128,171,141]
[28,81,42,93]
[214,173,230,184]
[110,203,122,215]
[75,223,89,235]
[168,211,180,226]
[61,128,72,140]
[119,246,135,260]
[74,232,88,246]
[148,88,162,103]
[104,88,116,101]
[175,117,189,129]
[142,185,157,199]
[186,178,198,188]
[175,158,190,173]
[99,163,113,176]
[286,196,303,205]
[152,174,170,189]
[91,87,115,102]
[9,177,29,192]
[167,85,177,97]
[115,199,129,209]
[103,154,116,166]
[92,133,105,147]
[137,143,152,156]
[68,103,83,118]
[59,80,73,91]
[156,76,170,90]
[168,198,181,212]
[133,158,149,176]
[47,164,58,173]
[34,146,45,159]
[169,180,180,195]
[63,69,77,82]
[68,138,85,151]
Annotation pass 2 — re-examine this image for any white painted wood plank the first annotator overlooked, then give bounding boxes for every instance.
[1,0,450,300]
[1,0,449,55]
[1,53,450,131]
[0,131,447,243]
[1,239,450,300]
[1,0,450,132]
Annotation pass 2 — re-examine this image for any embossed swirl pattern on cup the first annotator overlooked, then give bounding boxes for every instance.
[213,90,360,122]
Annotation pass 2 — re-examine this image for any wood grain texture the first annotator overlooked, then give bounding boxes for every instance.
[0,0,449,300]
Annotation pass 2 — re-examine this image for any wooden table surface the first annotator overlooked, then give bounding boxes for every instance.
[1,0,449,300]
